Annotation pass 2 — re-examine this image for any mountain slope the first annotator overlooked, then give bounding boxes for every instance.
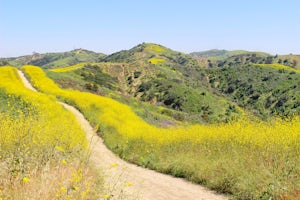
[1,43,299,121]
[190,49,267,60]
[19,69,227,200]
[206,64,300,118]
[1,49,105,68]
[191,49,300,70]
[101,43,242,122]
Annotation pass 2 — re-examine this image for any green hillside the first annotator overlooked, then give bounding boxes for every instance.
[1,43,299,122]
[0,49,105,68]
[58,43,242,123]
[206,64,300,118]
[1,44,300,199]
[191,49,300,70]
[277,54,300,70]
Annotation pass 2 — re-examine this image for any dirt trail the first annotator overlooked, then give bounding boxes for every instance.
[18,70,228,200]
[18,70,37,92]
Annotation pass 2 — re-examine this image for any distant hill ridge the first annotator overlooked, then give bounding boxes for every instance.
[0,48,105,68]
[1,43,299,121]
[1,43,299,69]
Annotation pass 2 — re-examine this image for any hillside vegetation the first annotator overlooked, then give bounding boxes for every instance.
[190,49,269,61]
[191,49,300,69]
[0,67,102,199]
[23,65,300,200]
[0,49,105,68]
[46,44,242,123]
[206,64,300,118]
[2,43,300,122]
[1,43,300,199]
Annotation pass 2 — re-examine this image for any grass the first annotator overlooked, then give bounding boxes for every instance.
[0,66,103,199]
[254,63,300,74]
[148,58,165,65]
[144,43,167,53]
[49,62,87,72]
[207,64,300,119]
[23,65,300,200]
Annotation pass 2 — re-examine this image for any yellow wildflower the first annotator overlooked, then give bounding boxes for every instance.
[61,159,67,165]
[22,177,30,183]
[61,186,67,193]
[103,194,111,199]
[125,182,132,187]
[111,163,118,168]
[55,146,64,152]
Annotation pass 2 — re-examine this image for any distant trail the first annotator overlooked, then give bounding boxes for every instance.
[18,70,37,92]
[18,70,228,200]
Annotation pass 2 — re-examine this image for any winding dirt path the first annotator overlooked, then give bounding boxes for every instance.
[18,70,228,200]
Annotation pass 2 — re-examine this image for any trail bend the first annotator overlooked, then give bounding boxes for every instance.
[18,70,228,200]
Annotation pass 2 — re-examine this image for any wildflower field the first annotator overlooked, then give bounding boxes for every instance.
[49,63,87,73]
[23,65,300,199]
[0,66,102,199]
[148,58,166,65]
[254,64,300,74]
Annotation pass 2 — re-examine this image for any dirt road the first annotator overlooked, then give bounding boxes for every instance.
[18,70,228,200]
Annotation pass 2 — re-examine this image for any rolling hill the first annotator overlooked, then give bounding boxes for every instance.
[0,48,105,68]
[1,43,299,122]
[191,49,300,69]
[1,44,300,199]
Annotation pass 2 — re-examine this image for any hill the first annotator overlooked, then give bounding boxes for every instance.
[191,49,300,70]
[1,43,299,121]
[45,44,240,123]
[22,65,300,200]
[190,49,264,60]
[0,49,105,68]
[1,45,300,199]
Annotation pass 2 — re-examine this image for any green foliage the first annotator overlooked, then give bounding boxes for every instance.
[190,49,266,60]
[207,64,300,118]
[99,43,241,123]
[0,49,105,68]
[0,89,38,117]
[3,43,299,122]
[135,77,238,122]
[193,50,300,70]
[78,64,119,91]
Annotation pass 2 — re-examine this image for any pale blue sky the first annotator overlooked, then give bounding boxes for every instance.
[1,0,300,57]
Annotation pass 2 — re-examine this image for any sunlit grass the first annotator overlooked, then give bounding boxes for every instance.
[148,58,166,65]
[144,44,167,53]
[0,66,102,199]
[23,65,300,199]
[49,63,87,72]
[254,63,300,73]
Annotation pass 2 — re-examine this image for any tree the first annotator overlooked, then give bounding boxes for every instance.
[292,60,298,68]
[278,59,282,64]
[265,56,273,64]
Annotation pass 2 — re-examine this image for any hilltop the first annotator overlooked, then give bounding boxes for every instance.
[191,49,300,69]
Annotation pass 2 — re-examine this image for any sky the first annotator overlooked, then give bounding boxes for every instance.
[1,0,300,57]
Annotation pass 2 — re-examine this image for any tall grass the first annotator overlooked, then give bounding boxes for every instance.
[254,64,300,74]
[148,58,165,65]
[0,66,102,199]
[23,65,300,199]
[144,43,167,53]
[49,63,87,72]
